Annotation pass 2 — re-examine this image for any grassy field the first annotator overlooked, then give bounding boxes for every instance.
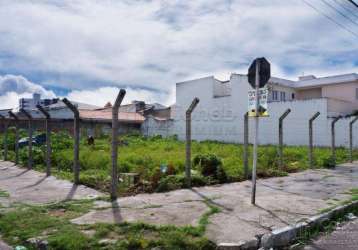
[0,198,217,250]
[1,128,357,194]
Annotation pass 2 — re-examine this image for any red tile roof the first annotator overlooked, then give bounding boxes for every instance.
[79,109,145,124]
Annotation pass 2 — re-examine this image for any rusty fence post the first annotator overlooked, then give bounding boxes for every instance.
[349,116,358,163]
[63,98,80,184]
[309,112,320,168]
[243,112,249,179]
[0,115,8,161]
[185,97,200,188]
[278,109,291,169]
[8,111,20,165]
[37,105,52,176]
[20,109,33,169]
[111,89,126,200]
[331,116,341,166]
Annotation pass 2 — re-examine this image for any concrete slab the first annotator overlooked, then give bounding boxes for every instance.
[0,161,102,204]
[70,163,358,245]
[0,160,357,247]
[72,200,209,226]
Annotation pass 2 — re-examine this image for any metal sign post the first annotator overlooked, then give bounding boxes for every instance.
[248,57,270,205]
[251,61,260,205]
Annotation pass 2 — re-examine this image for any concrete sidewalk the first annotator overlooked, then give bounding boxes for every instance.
[0,161,102,204]
[0,160,357,247]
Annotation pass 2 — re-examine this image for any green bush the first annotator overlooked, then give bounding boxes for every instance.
[323,156,336,168]
[155,172,208,192]
[193,153,227,183]
[156,175,184,192]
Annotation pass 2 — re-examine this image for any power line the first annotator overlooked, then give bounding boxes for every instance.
[347,0,358,8]
[333,0,358,20]
[320,0,358,26]
[301,0,358,38]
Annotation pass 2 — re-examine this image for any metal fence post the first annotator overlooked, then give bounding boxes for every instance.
[0,115,8,161]
[331,116,341,166]
[185,97,200,188]
[243,112,249,179]
[8,111,19,165]
[37,105,52,176]
[63,98,80,184]
[349,116,358,163]
[309,112,320,168]
[278,109,291,169]
[111,89,126,200]
[20,109,33,169]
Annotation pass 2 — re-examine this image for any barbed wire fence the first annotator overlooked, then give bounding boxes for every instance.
[0,92,357,198]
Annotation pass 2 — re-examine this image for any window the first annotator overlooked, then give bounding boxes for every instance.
[280,92,286,101]
[292,93,295,100]
[272,90,278,101]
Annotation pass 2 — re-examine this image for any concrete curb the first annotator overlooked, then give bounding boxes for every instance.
[217,200,358,250]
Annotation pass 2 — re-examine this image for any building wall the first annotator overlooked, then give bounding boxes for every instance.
[327,98,356,116]
[296,88,322,100]
[161,74,358,147]
[269,84,296,102]
[141,116,174,137]
[322,82,358,104]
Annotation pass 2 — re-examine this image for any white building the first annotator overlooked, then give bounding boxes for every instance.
[148,73,358,147]
[19,93,59,109]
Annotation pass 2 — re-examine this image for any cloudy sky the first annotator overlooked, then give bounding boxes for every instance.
[0,0,357,109]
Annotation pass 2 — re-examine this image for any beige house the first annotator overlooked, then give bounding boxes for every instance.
[269,73,358,115]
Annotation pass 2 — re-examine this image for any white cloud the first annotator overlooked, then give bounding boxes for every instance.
[0,74,55,97]
[0,0,356,95]
[66,86,174,107]
[0,74,174,109]
[0,75,56,109]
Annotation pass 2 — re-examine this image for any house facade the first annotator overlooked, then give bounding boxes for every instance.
[164,72,358,147]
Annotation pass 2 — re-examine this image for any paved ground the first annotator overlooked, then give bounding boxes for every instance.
[0,161,102,205]
[303,218,358,250]
[0,160,357,247]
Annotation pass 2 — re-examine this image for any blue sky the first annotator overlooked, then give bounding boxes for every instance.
[0,0,357,108]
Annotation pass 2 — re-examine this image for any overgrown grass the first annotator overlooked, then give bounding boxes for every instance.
[0,199,217,250]
[0,189,9,198]
[1,130,357,195]
[349,188,358,201]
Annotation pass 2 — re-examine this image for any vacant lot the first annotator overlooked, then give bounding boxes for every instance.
[1,129,357,194]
